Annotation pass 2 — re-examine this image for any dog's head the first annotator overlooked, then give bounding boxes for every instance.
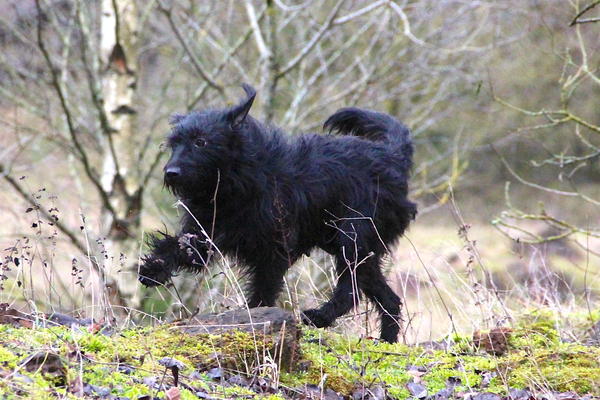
[163,84,256,197]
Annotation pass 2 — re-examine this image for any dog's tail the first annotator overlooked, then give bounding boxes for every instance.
[323,107,412,154]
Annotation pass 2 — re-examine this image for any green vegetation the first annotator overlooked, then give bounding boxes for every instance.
[1,311,599,399]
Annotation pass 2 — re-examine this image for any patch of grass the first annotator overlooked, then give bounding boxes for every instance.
[1,310,600,398]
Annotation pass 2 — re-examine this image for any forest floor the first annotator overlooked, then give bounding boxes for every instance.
[1,305,599,400]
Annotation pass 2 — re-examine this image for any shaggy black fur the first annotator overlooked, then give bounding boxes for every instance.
[139,84,417,343]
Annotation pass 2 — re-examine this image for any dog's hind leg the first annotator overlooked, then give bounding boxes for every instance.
[357,262,402,343]
[301,262,358,328]
[302,221,369,329]
[303,218,402,343]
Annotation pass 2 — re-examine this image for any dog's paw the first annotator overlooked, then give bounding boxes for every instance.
[301,308,333,328]
[138,255,171,287]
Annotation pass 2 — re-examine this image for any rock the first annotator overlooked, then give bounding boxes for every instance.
[143,376,160,390]
[179,307,300,370]
[186,307,296,335]
[406,381,428,399]
[407,365,427,379]
[47,312,92,327]
[508,389,532,400]
[469,393,502,400]
[20,351,65,376]
[253,376,276,393]
[299,384,343,400]
[117,364,135,375]
[195,391,215,399]
[227,374,248,386]
[188,371,204,380]
[352,384,386,400]
[431,388,454,400]
[481,371,497,387]
[83,383,111,397]
[158,357,186,370]
[447,376,462,388]
[554,392,580,400]
[417,338,453,351]
[206,367,223,380]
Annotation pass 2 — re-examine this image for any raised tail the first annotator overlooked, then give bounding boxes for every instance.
[323,107,412,154]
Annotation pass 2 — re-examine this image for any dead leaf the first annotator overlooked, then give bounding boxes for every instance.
[473,327,512,356]
[0,303,33,328]
[165,386,180,400]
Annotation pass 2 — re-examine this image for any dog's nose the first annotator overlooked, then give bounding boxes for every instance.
[165,166,181,179]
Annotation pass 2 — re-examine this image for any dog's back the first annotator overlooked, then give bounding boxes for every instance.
[278,108,416,252]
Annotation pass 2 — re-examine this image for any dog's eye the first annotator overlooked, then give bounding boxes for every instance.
[194,138,207,148]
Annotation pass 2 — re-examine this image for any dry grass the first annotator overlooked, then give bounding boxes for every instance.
[2,189,598,345]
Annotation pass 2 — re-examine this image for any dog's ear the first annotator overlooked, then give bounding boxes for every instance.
[227,84,256,129]
[169,113,186,126]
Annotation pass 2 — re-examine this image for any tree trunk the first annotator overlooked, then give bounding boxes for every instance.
[100,0,141,308]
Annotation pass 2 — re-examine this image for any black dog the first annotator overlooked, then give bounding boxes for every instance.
[139,84,416,343]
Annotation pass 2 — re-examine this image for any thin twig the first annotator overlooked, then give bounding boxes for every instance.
[277,0,346,78]
[157,1,224,94]
[1,165,87,254]
[570,0,600,26]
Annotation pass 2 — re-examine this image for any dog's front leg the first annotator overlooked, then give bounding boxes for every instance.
[138,232,209,287]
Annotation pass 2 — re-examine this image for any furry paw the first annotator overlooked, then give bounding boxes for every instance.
[138,255,172,287]
[301,308,333,328]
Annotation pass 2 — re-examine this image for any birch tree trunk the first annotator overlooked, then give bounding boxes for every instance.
[100,0,141,308]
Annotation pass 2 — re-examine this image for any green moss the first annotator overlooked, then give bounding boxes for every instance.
[281,329,501,398]
[1,310,599,399]
[180,388,203,400]
[79,333,114,353]
[501,344,600,393]
[222,385,257,396]
[0,322,286,399]
[0,345,19,368]
[512,310,560,348]
[450,332,477,353]
[282,321,600,398]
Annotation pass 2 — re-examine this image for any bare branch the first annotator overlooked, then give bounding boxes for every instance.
[333,0,386,25]
[387,1,427,47]
[570,0,600,25]
[187,7,266,110]
[493,146,593,199]
[157,1,225,94]
[273,0,315,12]
[244,0,271,59]
[277,0,346,78]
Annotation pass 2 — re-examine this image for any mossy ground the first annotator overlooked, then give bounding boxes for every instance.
[0,310,598,399]
[0,323,279,399]
[291,325,600,398]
